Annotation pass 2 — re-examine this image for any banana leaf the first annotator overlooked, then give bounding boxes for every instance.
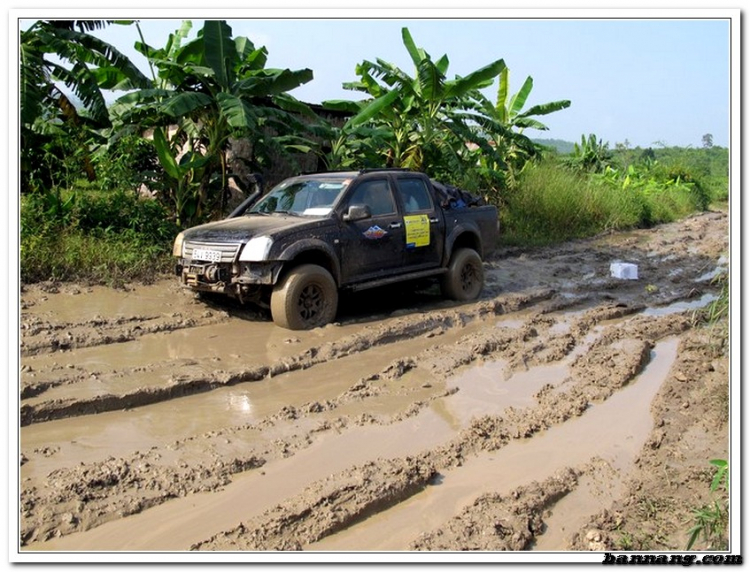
[509,76,533,118]
[344,90,400,129]
[518,100,572,118]
[416,59,445,102]
[401,27,428,68]
[446,59,506,99]
[217,92,258,129]
[161,92,212,118]
[203,20,236,88]
[152,127,181,180]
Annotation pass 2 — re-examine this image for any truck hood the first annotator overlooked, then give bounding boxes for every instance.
[182,214,323,243]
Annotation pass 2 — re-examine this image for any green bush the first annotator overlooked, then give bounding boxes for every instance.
[644,182,703,224]
[22,186,177,240]
[20,187,178,285]
[91,133,161,194]
[497,157,712,246]
[610,145,729,206]
[72,188,178,242]
[20,228,174,285]
[499,161,646,245]
[648,162,713,211]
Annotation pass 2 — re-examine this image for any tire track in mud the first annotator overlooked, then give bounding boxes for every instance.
[566,324,731,551]
[18,211,729,552]
[19,289,563,545]
[410,468,581,551]
[183,310,690,552]
[191,457,439,551]
[20,288,558,426]
[24,301,690,550]
[20,303,239,357]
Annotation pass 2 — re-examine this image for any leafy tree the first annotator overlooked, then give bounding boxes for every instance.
[112,20,316,227]
[327,27,506,177]
[319,91,401,170]
[702,133,714,148]
[640,147,657,163]
[463,68,571,192]
[567,133,613,173]
[20,20,148,129]
[20,20,150,193]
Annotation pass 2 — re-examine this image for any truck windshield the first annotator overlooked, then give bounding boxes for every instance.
[249,179,350,216]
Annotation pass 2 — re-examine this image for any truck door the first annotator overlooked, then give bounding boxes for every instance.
[394,176,445,271]
[339,177,406,282]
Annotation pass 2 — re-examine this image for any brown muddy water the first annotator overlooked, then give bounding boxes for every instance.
[308,337,679,551]
[17,210,730,556]
[23,303,682,552]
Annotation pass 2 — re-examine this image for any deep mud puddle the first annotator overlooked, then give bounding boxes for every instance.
[307,337,680,551]
[26,306,683,551]
[17,210,730,555]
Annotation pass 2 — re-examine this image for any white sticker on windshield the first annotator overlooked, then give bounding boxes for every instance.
[302,207,332,216]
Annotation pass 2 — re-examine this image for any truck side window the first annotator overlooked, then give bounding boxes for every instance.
[348,180,396,216]
[398,179,433,213]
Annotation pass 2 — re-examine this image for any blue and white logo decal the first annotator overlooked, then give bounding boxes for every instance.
[363,225,388,240]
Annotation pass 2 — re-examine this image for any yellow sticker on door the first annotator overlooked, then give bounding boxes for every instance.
[404,214,430,248]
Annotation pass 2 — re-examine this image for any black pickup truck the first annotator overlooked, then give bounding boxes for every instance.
[173,169,499,330]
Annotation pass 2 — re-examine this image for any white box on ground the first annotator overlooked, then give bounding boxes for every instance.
[610,262,639,280]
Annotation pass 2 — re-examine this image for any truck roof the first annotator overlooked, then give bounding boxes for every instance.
[296,168,416,180]
[296,171,359,179]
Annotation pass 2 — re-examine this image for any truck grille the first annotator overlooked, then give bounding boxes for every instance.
[183,240,241,263]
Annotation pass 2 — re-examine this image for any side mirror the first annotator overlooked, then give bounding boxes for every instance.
[342,204,371,222]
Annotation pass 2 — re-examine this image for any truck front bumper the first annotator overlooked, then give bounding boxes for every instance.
[175,259,283,294]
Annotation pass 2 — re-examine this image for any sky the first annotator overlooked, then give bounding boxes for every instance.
[16,8,734,150]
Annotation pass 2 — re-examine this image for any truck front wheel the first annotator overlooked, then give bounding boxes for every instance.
[441,248,484,301]
[271,264,338,330]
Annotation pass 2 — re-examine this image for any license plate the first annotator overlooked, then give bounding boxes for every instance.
[192,248,222,263]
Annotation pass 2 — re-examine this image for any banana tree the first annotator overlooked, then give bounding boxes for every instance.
[150,126,214,227]
[112,20,315,227]
[318,90,400,169]
[21,20,149,129]
[464,68,571,189]
[20,20,150,191]
[568,133,613,173]
[328,27,506,176]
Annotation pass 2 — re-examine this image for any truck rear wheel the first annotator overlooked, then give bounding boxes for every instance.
[441,248,484,301]
[271,264,338,330]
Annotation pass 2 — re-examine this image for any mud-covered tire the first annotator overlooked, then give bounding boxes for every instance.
[271,264,338,330]
[441,248,484,301]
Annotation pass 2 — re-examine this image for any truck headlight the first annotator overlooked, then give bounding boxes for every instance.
[239,236,273,262]
[172,231,185,257]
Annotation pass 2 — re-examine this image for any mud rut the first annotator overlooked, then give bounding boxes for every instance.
[18,211,729,553]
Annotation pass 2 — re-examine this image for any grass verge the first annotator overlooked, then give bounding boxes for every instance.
[21,229,174,286]
[499,160,718,246]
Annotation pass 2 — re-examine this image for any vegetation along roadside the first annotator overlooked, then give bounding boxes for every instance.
[19,20,728,285]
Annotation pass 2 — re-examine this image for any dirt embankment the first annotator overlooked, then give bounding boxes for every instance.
[17,210,731,555]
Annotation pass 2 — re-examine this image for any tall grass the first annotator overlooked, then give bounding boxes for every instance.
[20,186,177,285]
[499,162,642,245]
[499,160,711,246]
[21,229,174,285]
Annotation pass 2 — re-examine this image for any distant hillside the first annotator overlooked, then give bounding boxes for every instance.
[533,138,575,154]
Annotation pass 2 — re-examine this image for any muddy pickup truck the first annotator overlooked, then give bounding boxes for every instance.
[173,168,499,330]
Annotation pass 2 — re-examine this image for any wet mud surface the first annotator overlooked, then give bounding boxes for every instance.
[17,210,730,554]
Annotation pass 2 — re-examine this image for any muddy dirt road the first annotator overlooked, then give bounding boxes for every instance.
[16,210,732,558]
